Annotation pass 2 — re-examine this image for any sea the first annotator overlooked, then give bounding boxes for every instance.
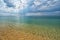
[0,16,60,39]
[0,16,60,27]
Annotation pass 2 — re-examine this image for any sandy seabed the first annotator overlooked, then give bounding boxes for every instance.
[0,23,60,40]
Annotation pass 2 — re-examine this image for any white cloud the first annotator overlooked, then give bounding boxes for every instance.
[0,0,29,16]
[30,0,60,11]
[34,0,41,6]
[0,0,29,13]
[25,13,45,16]
[25,11,60,16]
[0,0,60,16]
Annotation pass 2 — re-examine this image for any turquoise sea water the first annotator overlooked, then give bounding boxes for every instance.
[0,16,60,28]
[0,16,60,40]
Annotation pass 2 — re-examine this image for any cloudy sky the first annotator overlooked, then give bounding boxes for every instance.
[0,0,60,16]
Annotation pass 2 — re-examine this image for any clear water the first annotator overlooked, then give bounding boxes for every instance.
[0,16,60,27]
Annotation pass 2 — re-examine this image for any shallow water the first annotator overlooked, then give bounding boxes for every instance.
[0,16,60,40]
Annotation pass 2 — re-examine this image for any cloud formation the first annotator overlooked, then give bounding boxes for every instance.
[29,0,60,12]
[27,0,60,16]
[0,0,29,14]
[0,0,60,16]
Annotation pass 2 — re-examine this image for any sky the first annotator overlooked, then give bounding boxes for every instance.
[0,0,60,16]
